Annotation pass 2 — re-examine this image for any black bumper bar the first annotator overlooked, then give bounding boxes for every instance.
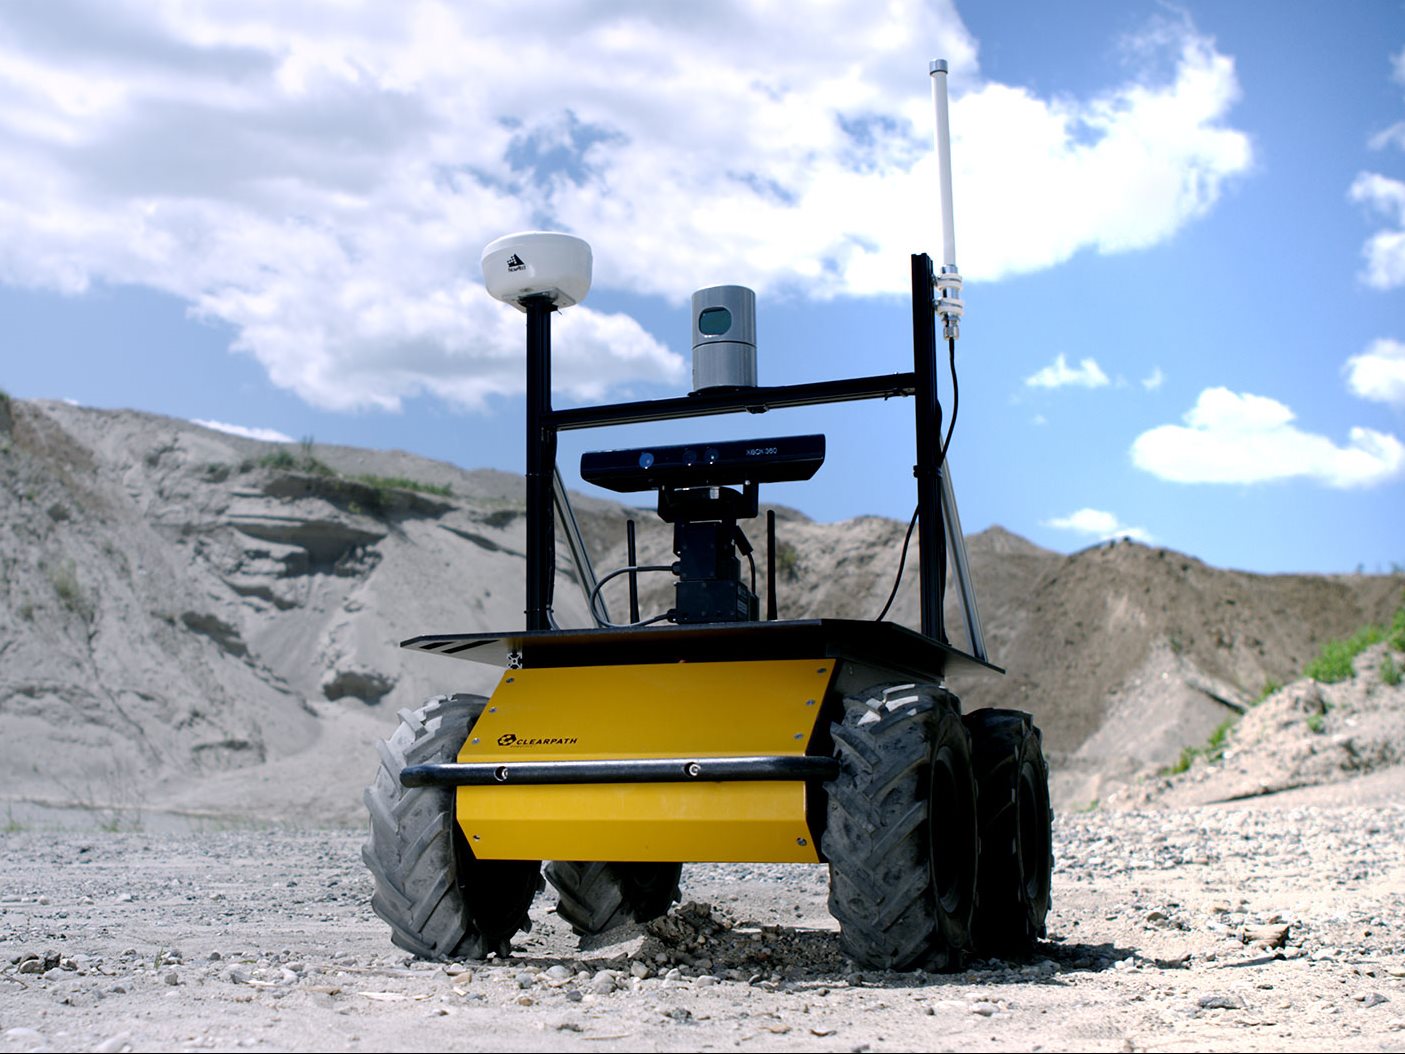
[401,754,840,788]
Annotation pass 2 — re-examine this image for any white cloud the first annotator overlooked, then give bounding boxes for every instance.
[1345,338,1405,408]
[1368,123,1405,151]
[1044,508,1152,543]
[192,419,294,443]
[1356,49,1405,281]
[1369,46,1405,150]
[1025,354,1110,389]
[1131,387,1405,489]
[1141,366,1165,391]
[1349,172,1405,290]
[0,3,1250,412]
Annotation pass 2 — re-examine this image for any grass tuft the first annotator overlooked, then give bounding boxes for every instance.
[1253,679,1281,705]
[255,446,334,476]
[1305,624,1384,684]
[1163,716,1237,776]
[247,444,450,505]
[1390,606,1405,652]
[47,559,93,620]
[351,473,452,498]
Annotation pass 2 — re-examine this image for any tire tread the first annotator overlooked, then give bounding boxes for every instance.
[823,685,977,971]
[363,694,540,960]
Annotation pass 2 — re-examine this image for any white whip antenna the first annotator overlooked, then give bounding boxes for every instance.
[928,59,964,341]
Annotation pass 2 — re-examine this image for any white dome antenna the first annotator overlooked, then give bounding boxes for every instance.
[481,231,592,311]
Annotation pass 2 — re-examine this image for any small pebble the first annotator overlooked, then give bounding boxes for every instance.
[1197,994,1244,1010]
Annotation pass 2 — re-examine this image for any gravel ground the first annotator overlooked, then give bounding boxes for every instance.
[3,798,1405,1053]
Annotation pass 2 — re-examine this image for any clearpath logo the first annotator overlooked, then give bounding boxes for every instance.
[496,732,578,747]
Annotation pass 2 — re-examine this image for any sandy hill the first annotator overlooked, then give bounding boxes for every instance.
[1,396,1400,823]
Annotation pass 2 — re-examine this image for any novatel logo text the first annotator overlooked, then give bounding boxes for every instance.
[496,732,579,747]
[505,254,526,272]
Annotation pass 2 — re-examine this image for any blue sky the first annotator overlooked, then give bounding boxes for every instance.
[1,1,1402,574]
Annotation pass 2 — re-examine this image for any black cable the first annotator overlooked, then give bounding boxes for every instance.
[940,335,958,465]
[875,505,919,622]
[589,564,673,628]
[875,335,960,623]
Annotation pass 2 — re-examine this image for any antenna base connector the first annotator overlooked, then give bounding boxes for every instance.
[934,266,964,342]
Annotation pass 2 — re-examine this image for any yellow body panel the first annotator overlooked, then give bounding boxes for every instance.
[455,659,833,862]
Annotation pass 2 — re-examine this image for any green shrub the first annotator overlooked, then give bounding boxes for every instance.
[1162,717,1237,776]
[47,560,92,620]
[1165,747,1193,776]
[351,473,452,498]
[1389,606,1405,652]
[1307,711,1326,734]
[774,542,801,581]
[1305,624,1384,684]
[1204,718,1234,758]
[256,445,334,477]
[1383,653,1401,688]
[258,449,297,470]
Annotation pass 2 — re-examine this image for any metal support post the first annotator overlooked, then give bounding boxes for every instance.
[911,253,946,644]
[524,296,557,631]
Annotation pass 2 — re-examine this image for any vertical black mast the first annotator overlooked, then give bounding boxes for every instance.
[911,253,946,644]
[524,295,557,631]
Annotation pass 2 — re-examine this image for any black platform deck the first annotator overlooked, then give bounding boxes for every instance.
[402,618,1001,683]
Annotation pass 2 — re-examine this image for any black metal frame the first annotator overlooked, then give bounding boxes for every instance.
[524,253,950,643]
[404,618,1000,678]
